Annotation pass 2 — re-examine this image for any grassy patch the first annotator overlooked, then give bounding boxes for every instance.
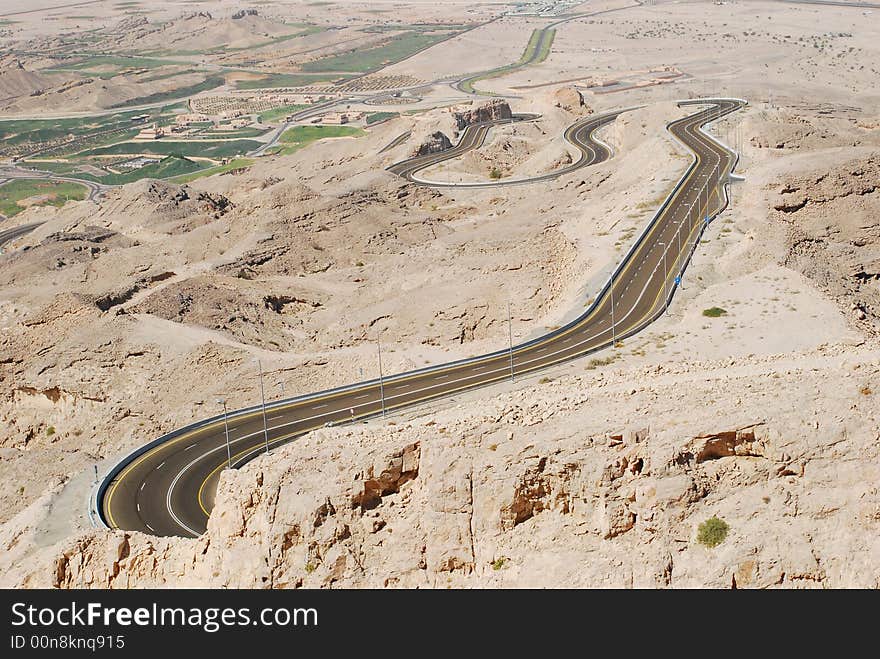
[491,557,507,570]
[80,139,262,160]
[0,179,88,217]
[46,54,184,76]
[460,28,555,94]
[702,307,728,318]
[75,155,205,185]
[234,72,347,90]
[224,24,325,53]
[0,107,181,157]
[275,125,364,155]
[301,30,459,73]
[365,111,399,125]
[170,158,254,184]
[107,75,226,108]
[257,104,309,123]
[697,516,729,548]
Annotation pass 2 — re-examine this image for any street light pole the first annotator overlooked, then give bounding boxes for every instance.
[610,270,616,348]
[377,334,386,418]
[217,398,232,469]
[255,359,269,454]
[507,300,514,382]
[658,241,668,311]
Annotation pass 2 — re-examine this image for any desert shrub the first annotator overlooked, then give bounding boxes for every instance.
[697,516,729,548]
[702,307,727,317]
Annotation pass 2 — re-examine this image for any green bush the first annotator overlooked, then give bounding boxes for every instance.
[489,167,503,179]
[702,307,727,318]
[46,426,56,436]
[491,557,506,570]
[697,516,729,548]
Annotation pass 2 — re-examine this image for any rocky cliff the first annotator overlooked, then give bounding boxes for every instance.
[453,99,513,130]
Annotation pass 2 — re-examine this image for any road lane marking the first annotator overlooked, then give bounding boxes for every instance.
[108,101,741,534]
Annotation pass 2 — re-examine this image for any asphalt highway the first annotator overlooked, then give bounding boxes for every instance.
[0,221,43,249]
[387,109,625,187]
[100,98,745,538]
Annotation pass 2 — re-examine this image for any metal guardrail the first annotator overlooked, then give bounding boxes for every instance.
[93,98,747,530]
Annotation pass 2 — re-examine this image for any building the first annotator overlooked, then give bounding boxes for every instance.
[136,123,165,140]
[230,118,251,129]
[320,112,349,125]
[175,113,209,126]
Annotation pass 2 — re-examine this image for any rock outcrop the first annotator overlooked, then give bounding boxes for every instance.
[553,86,591,114]
[412,131,453,156]
[453,99,512,130]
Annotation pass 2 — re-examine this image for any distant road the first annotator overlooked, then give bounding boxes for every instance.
[99,98,745,538]
[378,131,412,154]
[0,167,105,201]
[0,0,104,17]
[249,98,347,156]
[387,109,627,187]
[0,221,43,249]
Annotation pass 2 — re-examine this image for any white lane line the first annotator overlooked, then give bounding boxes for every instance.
[354,394,372,400]
[140,482,146,491]
[313,404,328,409]
[185,444,196,451]
[137,503,141,512]
[145,522,156,533]
[157,461,165,470]
[163,113,724,535]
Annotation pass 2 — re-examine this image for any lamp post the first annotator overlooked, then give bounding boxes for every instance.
[254,359,269,454]
[376,334,386,418]
[217,398,232,469]
[610,270,616,348]
[507,300,514,382]
[658,241,668,311]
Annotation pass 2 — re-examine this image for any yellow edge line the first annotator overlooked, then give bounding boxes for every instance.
[194,178,727,522]
[108,103,735,530]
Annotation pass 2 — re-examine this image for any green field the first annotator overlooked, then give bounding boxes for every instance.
[73,155,206,185]
[0,179,88,218]
[46,54,186,79]
[234,73,347,90]
[169,158,254,184]
[300,30,458,73]
[81,138,262,160]
[225,24,325,53]
[107,75,226,109]
[19,161,87,176]
[276,125,364,155]
[0,105,184,158]
[257,104,309,123]
[366,111,399,125]
[460,28,555,94]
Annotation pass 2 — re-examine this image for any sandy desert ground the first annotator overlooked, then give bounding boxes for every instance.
[0,0,878,588]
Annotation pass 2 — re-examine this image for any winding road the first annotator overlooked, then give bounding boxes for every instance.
[0,221,44,249]
[98,98,745,538]
[386,108,626,187]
